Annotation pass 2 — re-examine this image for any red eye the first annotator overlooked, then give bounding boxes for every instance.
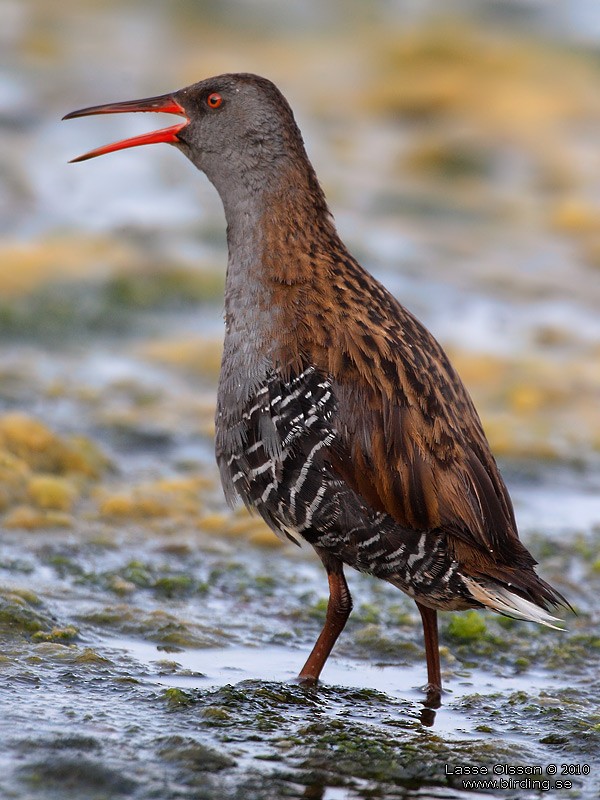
[207,92,223,109]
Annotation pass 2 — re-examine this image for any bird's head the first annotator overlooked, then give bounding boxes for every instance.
[64,73,307,196]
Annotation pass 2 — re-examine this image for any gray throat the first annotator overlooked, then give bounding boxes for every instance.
[208,150,334,410]
[217,187,279,409]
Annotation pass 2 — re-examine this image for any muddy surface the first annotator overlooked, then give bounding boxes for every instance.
[1,2,600,798]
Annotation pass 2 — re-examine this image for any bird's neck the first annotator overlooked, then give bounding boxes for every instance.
[223,155,337,275]
[217,157,346,391]
[221,157,343,316]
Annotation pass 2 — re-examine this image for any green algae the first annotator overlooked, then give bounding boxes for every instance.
[3,586,41,605]
[445,610,487,642]
[162,687,196,707]
[0,591,54,636]
[461,688,600,760]
[404,135,495,181]
[151,679,591,796]
[153,574,198,598]
[353,623,420,659]
[0,266,224,340]
[157,735,236,771]
[104,561,208,598]
[79,604,230,648]
[104,267,224,311]
[0,557,35,574]
[1,526,598,798]
[202,706,232,722]
[19,758,138,798]
[32,626,79,644]
[13,735,102,754]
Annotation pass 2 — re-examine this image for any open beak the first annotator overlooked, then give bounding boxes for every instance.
[63,93,188,163]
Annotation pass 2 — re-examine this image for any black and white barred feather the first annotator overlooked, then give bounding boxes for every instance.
[216,366,475,609]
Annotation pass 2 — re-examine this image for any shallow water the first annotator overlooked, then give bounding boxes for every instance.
[2,2,600,799]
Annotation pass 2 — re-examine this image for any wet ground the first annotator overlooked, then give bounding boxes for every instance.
[2,2,600,798]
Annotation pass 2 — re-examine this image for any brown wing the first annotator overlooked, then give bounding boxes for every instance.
[295,263,537,572]
[330,370,534,568]
[270,240,538,573]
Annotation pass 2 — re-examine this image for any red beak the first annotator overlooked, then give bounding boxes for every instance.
[63,93,188,163]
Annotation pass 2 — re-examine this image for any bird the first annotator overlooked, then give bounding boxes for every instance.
[64,73,567,706]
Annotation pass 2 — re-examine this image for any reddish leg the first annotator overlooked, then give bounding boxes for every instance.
[298,554,352,683]
[416,601,442,707]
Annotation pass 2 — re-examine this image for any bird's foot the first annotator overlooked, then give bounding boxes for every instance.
[294,673,319,688]
[421,682,442,709]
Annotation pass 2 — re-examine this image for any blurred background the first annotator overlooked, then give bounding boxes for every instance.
[2,0,599,471]
[1,1,600,798]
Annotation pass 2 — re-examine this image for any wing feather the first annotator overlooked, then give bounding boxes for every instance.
[311,289,534,570]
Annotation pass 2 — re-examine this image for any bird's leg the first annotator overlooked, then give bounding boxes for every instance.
[298,554,352,684]
[416,601,442,708]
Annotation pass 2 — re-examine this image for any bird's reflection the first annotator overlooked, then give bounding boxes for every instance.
[420,686,442,726]
[302,780,325,799]
[419,705,437,727]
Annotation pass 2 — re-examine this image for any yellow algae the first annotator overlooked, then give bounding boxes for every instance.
[0,413,107,478]
[248,527,282,549]
[42,512,74,528]
[97,476,208,522]
[447,347,600,460]
[0,236,134,299]
[105,265,224,308]
[197,513,229,533]
[224,518,264,537]
[508,385,546,414]
[62,436,110,478]
[1,592,28,609]
[551,198,600,236]
[0,449,30,511]
[202,707,232,722]
[99,493,169,520]
[368,25,597,140]
[197,508,281,546]
[99,494,137,519]
[480,415,559,461]
[4,505,45,529]
[447,350,509,387]
[27,474,78,511]
[138,336,223,379]
[0,414,61,471]
[153,476,214,496]
[550,199,600,271]
[533,326,577,349]
[158,541,192,557]
[199,419,216,438]
[3,505,73,530]
[108,577,137,595]
[30,642,73,656]
[44,381,69,400]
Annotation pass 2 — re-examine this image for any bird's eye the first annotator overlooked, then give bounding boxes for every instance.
[207,93,223,109]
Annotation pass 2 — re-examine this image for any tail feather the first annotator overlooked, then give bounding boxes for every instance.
[462,576,565,630]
